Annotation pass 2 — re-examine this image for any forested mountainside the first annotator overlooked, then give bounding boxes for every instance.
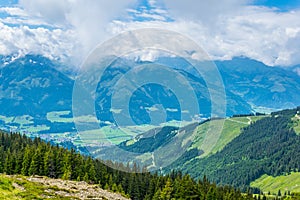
[0,131,254,200]
[177,108,300,191]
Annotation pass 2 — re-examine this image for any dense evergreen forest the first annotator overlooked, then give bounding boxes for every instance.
[0,130,253,200]
[182,108,300,191]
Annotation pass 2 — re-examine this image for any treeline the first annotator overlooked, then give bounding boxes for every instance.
[0,131,253,200]
[232,112,266,118]
[182,108,300,191]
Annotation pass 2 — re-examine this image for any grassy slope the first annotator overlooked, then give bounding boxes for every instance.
[191,116,265,156]
[172,116,265,170]
[292,113,300,135]
[250,172,300,194]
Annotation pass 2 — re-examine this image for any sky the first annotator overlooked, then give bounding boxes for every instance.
[0,0,300,69]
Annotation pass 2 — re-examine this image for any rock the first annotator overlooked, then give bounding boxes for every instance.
[26,175,130,200]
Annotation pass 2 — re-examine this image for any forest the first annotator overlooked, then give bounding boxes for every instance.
[0,130,253,200]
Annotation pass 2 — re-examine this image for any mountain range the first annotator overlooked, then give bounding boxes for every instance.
[0,54,299,135]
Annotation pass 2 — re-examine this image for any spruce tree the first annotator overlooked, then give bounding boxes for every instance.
[21,146,31,176]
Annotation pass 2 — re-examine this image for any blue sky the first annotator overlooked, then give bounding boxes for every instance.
[0,0,18,7]
[254,0,300,10]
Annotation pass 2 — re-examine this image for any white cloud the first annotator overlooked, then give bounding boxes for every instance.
[294,67,300,76]
[163,0,251,26]
[0,6,53,27]
[0,0,137,65]
[0,16,51,27]
[0,21,76,61]
[212,7,300,66]
[123,49,173,62]
[0,0,300,67]
[18,0,137,49]
[133,11,166,21]
[111,4,300,66]
[148,0,157,7]
[0,7,28,17]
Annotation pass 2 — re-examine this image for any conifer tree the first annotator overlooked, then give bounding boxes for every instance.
[21,146,31,176]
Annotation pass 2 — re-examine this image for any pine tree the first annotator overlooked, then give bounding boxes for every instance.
[86,157,96,182]
[62,151,71,180]
[83,172,89,182]
[117,184,126,195]
[206,187,217,200]
[111,183,118,192]
[0,161,2,173]
[153,188,162,200]
[278,189,281,197]
[62,165,72,180]
[49,150,56,178]
[54,147,64,178]
[160,178,173,200]
[43,150,50,176]
[72,153,83,180]
[104,183,110,190]
[28,148,41,175]
[21,146,31,176]
[3,153,12,174]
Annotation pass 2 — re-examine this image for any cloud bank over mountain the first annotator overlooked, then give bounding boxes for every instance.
[0,0,300,67]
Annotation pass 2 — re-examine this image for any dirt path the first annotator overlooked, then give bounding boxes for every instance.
[247,116,252,124]
[227,118,249,125]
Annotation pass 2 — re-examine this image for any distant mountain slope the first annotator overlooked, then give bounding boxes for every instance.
[0,55,76,134]
[216,57,300,111]
[95,57,253,125]
[94,115,263,173]
[177,107,300,190]
[0,55,73,117]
